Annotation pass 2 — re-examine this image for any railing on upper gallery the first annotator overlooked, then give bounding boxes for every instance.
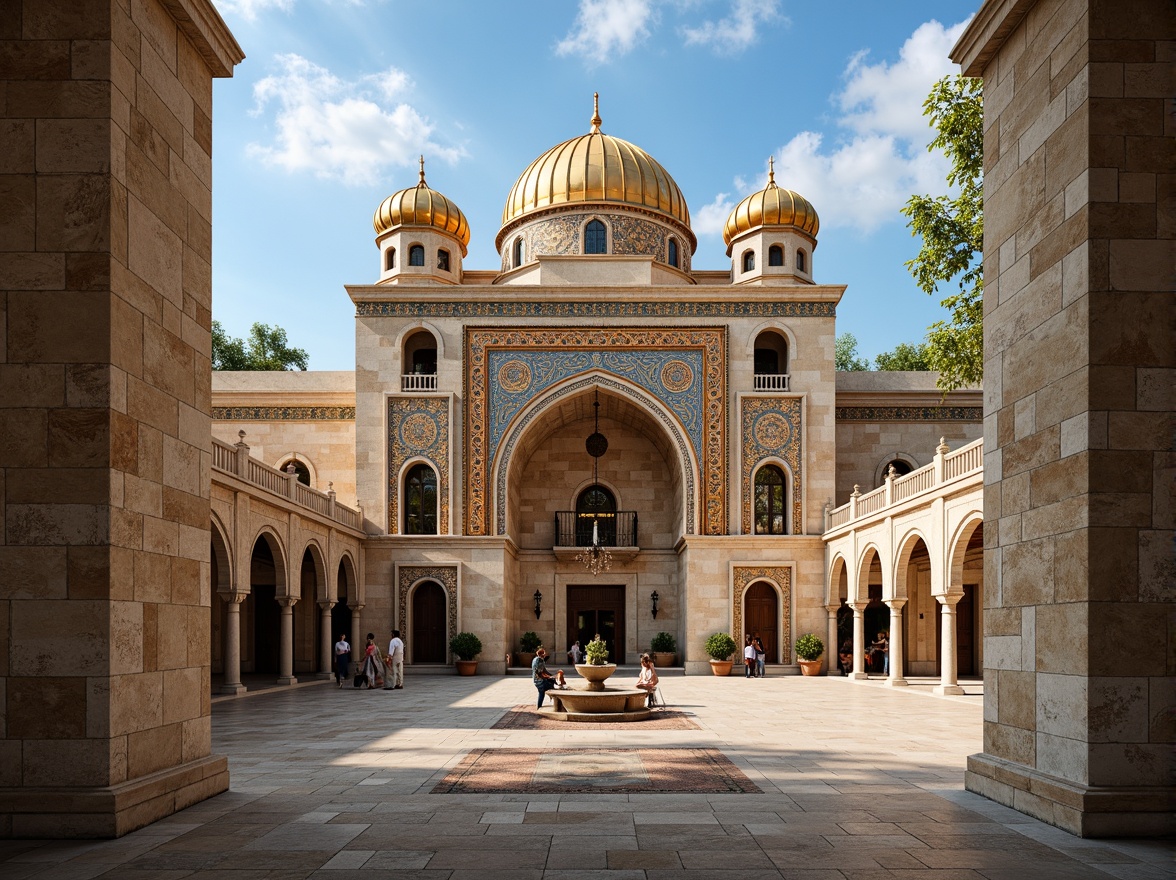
[753,373,790,392]
[824,437,983,533]
[212,432,362,531]
[401,372,438,392]
[554,511,639,548]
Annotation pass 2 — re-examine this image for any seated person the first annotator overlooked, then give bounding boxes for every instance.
[837,640,854,675]
[532,647,558,707]
[635,653,659,703]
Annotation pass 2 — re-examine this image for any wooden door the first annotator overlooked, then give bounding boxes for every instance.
[957,583,976,676]
[744,581,779,663]
[412,580,446,663]
[566,585,625,664]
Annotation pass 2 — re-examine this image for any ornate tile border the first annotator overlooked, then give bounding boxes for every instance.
[732,566,793,665]
[464,327,726,536]
[397,565,458,661]
[388,397,450,535]
[836,406,981,421]
[741,397,803,536]
[212,406,355,420]
[357,301,835,318]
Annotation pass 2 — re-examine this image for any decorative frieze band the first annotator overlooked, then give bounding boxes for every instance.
[356,300,835,319]
[212,406,356,421]
[835,406,981,422]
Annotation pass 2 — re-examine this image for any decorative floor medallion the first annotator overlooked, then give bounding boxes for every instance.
[432,748,760,794]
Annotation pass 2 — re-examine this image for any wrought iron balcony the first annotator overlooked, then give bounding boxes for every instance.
[555,511,638,548]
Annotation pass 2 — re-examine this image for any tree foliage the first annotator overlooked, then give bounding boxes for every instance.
[212,321,309,371]
[901,74,984,391]
[874,341,933,371]
[834,333,869,371]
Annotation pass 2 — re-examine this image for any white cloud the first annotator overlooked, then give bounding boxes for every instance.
[245,54,463,187]
[556,0,656,64]
[212,0,294,23]
[697,18,969,236]
[693,192,736,236]
[681,0,782,54]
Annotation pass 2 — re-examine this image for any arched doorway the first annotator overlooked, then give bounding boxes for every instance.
[859,550,888,673]
[744,581,779,663]
[952,521,984,676]
[249,536,281,675]
[331,559,351,647]
[901,537,937,676]
[412,580,447,663]
[295,548,322,674]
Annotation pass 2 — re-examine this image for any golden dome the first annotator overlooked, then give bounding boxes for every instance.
[723,158,819,252]
[373,157,470,254]
[498,94,693,249]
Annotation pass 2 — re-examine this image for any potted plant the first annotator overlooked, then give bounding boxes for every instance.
[517,631,541,669]
[704,632,738,676]
[650,631,677,668]
[795,633,824,676]
[449,632,482,676]
[574,633,616,691]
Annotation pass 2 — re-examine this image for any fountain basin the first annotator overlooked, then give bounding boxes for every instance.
[548,687,651,722]
[573,663,616,691]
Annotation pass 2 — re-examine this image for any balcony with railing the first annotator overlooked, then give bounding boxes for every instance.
[753,373,790,392]
[554,511,638,548]
[401,372,438,392]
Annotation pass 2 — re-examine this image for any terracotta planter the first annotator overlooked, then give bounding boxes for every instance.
[516,652,536,669]
[455,660,478,676]
[708,659,734,676]
[798,658,822,676]
[574,662,616,691]
[652,652,676,668]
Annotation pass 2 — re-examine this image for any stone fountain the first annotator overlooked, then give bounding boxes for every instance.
[546,662,652,722]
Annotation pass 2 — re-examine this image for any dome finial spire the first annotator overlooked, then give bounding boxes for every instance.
[417,155,427,187]
[768,155,776,187]
[590,92,602,133]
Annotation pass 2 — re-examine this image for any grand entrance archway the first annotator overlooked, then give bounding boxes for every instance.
[412,580,447,663]
[567,585,625,665]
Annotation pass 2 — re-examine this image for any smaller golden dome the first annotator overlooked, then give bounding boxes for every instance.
[373,157,470,254]
[722,158,819,252]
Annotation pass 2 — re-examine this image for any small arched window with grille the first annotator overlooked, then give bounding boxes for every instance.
[742,250,755,273]
[768,244,784,267]
[796,249,807,272]
[409,245,425,266]
[584,219,607,254]
[512,238,524,268]
[385,248,396,270]
[754,464,788,535]
[668,237,679,267]
[437,248,450,271]
[404,463,438,535]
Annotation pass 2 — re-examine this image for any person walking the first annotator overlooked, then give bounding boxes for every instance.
[334,633,350,687]
[567,640,583,665]
[753,633,766,679]
[360,633,385,689]
[384,629,405,690]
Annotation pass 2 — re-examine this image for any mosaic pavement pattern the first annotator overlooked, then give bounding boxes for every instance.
[491,705,701,731]
[432,748,760,795]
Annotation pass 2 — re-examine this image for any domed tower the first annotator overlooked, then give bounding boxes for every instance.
[723,158,819,284]
[373,157,470,285]
[496,94,696,285]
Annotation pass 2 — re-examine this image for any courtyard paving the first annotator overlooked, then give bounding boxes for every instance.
[1,675,1171,879]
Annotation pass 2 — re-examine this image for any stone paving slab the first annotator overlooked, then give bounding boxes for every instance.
[2,676,1171,879]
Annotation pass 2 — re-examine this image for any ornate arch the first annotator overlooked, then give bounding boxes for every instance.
[397,565,458,659]
[892,528,932,601]
[732,566,793,664]
[741,396,803,535]
[296,538,328,603]
[855,544,882,603]
[388,396,450,534]
[210,513,233,593]
[250,526,288,596]
[946,513,984,595]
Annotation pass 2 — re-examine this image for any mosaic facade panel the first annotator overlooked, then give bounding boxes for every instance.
[465,327,726,536]
[732,566,793,665]
[741,397,803,535]
[397,565,458,661]
[835,406,982,421]
[388,397,449,535]
[497,210,691,273]
[356,300,835,319]
[212,406,355,421]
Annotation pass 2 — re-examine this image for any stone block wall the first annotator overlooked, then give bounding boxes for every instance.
[954,0,1174,837]
[0,0,241,837]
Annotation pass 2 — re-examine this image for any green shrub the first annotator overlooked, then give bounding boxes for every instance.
[704,632,737,661]
[584,634,609,665]
[651,631,676,653]
[795,633,824,661]
[449,632,482,661]
[519,631,541,653]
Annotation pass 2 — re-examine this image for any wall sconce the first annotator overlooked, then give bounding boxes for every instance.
[650,590,660,619]
[533,590,543,619]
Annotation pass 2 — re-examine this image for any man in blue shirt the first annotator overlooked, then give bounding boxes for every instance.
[532,647,558,708]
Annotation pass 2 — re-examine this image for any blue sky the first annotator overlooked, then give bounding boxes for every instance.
[209,0,978,371]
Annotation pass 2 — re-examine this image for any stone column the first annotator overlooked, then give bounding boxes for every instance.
[884,599,908,687]
[318,601,336,679]
[276,598,298,686]
[934,595,964,696]
[350,605,365,674]
[953,0,1175,837]
[0,0,243,839]
[825,605,839,675]
[850,603,867,680]
[220,594,247,696]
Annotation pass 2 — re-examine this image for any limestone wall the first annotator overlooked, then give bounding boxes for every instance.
[836,421,982,502]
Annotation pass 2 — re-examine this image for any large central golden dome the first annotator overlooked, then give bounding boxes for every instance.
[498,95,692,247]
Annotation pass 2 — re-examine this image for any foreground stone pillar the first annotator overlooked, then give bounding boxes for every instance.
[884,599,908,687]
[825,605,839,675]
[318,601,336,678]
[276,598,297,686]
[220,595,247,695]
[934,595,964,696]
[850,603,867,679]
[0,0,243,838]
[953,0,1174,837]
[350,605,365,674]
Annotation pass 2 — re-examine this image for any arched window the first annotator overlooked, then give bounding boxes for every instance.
[437,248,450,271]
[796,249,807,272]
[754,464,788,535]
[584,219,607,254]
[280,459,310,486]
[668,237,679,267]
[575,484,617,546]
[404,463,438,535]
[512,238,524,268]
[385,248,396,270]
[768,244,783,266]
[409,245,425,266]
[742,250,755,273]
